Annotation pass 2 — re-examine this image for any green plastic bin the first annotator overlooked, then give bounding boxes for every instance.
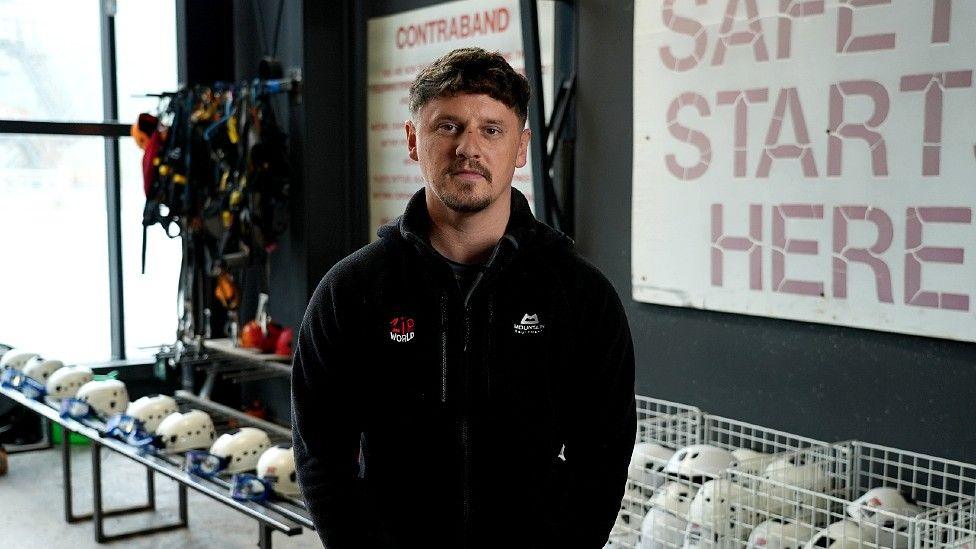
[51,424,89,445]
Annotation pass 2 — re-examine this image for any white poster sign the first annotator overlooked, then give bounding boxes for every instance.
[367,0,553,237]
[633,0,976,342]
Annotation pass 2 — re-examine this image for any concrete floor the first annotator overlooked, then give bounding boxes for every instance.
[0,444,324,548]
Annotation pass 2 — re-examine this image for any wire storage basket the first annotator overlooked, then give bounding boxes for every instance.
[608,403,836,549]
[725,441,976,549]
[674,415,837,548]
[917,499,976,549]
[607,396,703,548]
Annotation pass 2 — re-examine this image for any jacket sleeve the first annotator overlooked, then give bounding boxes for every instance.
[554,276,637,548]
[291,271,366,548]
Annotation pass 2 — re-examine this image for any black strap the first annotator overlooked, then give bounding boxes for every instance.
[141,224,148,275]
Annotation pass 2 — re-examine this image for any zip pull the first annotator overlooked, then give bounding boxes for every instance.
[463,306,472,353]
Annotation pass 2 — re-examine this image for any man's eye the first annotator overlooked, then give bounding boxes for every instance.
[485,127,501,136]
[438,123,458,133]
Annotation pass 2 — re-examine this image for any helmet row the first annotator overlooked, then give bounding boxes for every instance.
[87,392,299,498]
[0,349,127,415]
[1,349,299,500]
[164,415,297,498]
[144,407,297,497]
[1,349,72,390]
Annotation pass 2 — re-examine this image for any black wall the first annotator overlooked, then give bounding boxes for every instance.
[230,0,366,334]
[575,1,976,462]
[186,1,363,424]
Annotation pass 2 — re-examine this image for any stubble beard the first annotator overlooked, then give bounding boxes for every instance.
[435,162,494,214]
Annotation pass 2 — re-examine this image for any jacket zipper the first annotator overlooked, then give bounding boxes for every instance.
[462,298,494,537]
[461,280,481,544]
[440,291,448,404]
[461,416,472,543]
[462,303,473,541]
[447,241,507,545]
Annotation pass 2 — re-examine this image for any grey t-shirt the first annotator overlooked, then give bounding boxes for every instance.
[441,255,485,296]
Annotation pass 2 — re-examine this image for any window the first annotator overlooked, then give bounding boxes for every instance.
[115,0,180,358]
[0,135,111,361]
[0,1,102,121]
[0,0,178,362]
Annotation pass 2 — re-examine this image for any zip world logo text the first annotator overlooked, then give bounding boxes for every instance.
[389,316,416,343]
[514,313,545,335]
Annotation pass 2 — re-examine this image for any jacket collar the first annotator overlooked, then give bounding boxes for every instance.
[389,186,548,268]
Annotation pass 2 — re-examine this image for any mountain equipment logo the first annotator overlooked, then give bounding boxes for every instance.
[389,316,415,343]
[513,313,544,335]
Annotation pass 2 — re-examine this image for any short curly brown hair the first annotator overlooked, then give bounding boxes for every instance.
[408,47,530,124]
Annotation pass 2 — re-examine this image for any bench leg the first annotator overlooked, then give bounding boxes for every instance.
[91,442,188,542]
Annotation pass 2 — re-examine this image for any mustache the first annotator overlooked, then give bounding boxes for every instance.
[447,160,492,183]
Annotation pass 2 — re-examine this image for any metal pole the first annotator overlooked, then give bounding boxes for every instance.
[179,483,189,526]
[147,467,156,510]
[100,0,126,359]
[62,426,74,522]
[519,0,550,224]
[259,523,274,549]
[92,443,105,542]
[175,0,188,85]
[0,120,130,136]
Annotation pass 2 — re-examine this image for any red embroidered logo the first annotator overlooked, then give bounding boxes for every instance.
[389,316,415,343]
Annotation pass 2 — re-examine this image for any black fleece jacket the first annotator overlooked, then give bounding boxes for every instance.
[291,187,636,549]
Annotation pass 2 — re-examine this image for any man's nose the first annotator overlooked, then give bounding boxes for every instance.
[455,129,482,159]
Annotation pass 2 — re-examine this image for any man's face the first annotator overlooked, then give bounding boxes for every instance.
[406,93,530,214]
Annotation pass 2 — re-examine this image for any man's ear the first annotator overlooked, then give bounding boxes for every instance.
[515,127,531,168]
[406,120,419,161]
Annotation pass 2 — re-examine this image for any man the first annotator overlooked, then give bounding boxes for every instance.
[292,47,635,548]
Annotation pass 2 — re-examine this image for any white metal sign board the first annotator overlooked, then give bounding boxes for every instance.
[367,0,553,238]
[633,0,976,342]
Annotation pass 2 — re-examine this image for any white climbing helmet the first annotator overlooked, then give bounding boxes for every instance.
[761,452,829,513]
[75,379,129,418]
[763,453,828,492]
[846,487,920,549]
[687,478,755,538]
[640,506,690,549]
[681,522,726,549]
[665,445,736,479]
[21,357,64,384]
[45,366,94,400]
[731,448,769,475]
[0,350,39,371]
[126,395,179,432]
[629,442,676,501]
[210,427,272,474]
[747,518,816,549]
[624,443,676,520]
[155,410,215,453]
[605,512,641,549]
[650,481,699,518]
[257,445,299,497]
[803,520,868,549]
